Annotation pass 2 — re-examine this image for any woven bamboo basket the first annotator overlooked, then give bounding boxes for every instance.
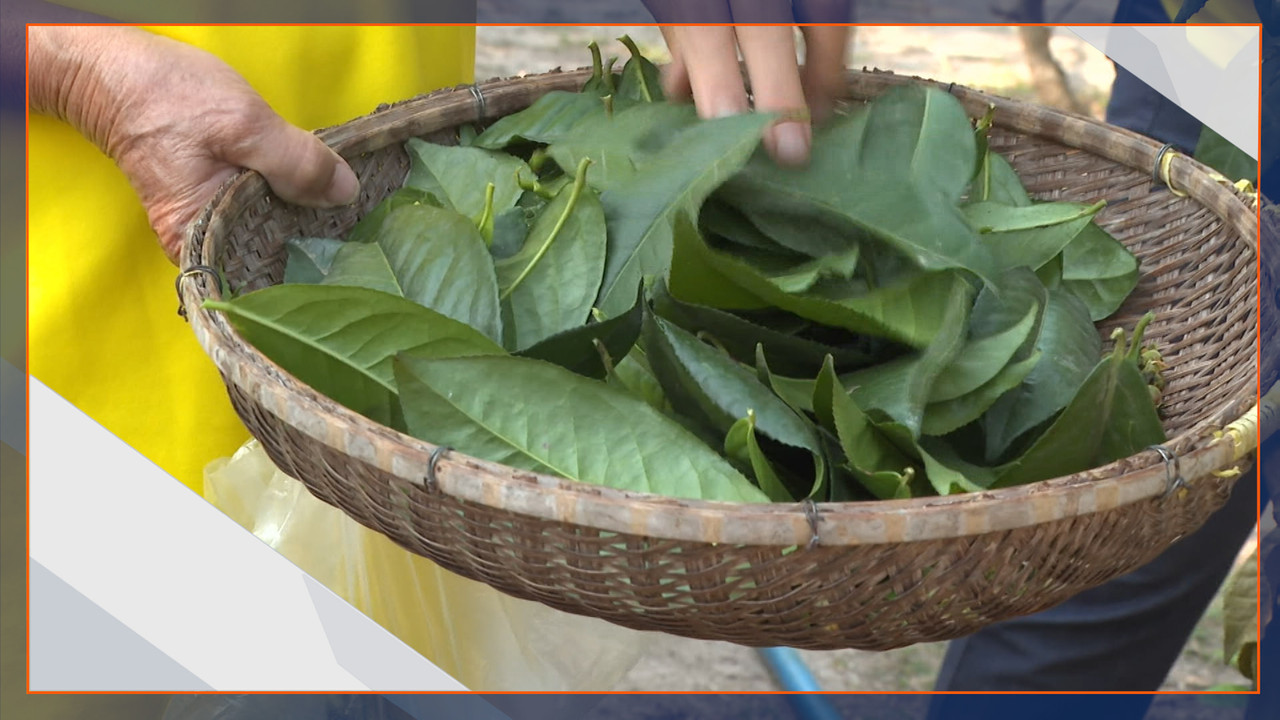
[179,69,1260,651]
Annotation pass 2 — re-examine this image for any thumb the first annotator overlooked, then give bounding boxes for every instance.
[226,116,360,207]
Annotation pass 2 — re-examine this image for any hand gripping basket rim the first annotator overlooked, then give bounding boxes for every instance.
[179,69,1259,550]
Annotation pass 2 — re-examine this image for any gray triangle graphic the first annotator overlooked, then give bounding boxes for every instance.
[29,560,212,691]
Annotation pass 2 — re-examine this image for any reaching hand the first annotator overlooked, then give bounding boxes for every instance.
[28,26,360,264]
[644,3,852,166]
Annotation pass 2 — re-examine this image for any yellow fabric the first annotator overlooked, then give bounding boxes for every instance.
[1161,0,1260,23]
[29,27,475,494]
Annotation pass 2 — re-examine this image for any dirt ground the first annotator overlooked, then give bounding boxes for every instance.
[472,24,1259,693]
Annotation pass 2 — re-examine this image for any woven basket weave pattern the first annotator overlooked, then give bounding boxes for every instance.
[182,70,1257,650]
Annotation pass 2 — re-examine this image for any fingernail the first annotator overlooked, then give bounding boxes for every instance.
[325,163,360,206]
[770,122,811,167]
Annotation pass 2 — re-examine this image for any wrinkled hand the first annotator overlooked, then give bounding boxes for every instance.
[29,27,359,264]
[644,2,852,166]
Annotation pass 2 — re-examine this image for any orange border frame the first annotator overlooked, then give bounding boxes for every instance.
[20,20,1267,698]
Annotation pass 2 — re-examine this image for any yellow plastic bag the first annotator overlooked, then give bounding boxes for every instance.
[203,439,647,691]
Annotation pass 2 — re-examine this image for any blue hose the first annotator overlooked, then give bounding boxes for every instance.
[756,647,846,720]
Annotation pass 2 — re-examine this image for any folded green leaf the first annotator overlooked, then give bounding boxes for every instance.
[616,35,664,103]
[284,237,344,285]
[930,283,1041,403]
[651,279,882,378]
[754,344,817,415]
[516,287,644,379]
[841,280,972,437]
[496,158,607,349]
[1060,223,1140,321]
[724,410,794,502]
[965,200,1105,272]
[823,358,919,500]
[204,285,505,429]
[606,346,672,415]
[699,198,805,254]
[921,351,1041,437]
[404,138,533,226]
[394,354,771,503]
[982,284,1102,462]
[488,206,530,260]
[643,312,823,456]
[971,151,1032,206]
[346,187,442,245]
[673,217,970,348]
[993,317,1166,486]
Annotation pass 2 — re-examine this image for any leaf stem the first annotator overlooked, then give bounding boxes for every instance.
[476,182,496,245]
[618,34,654,101]
[588,41,603,83]
[501,156,593,300]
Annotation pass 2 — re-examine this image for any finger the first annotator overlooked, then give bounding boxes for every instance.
[225,116,359,208]
[799,26,851,125]
[657,26,692,102]
[672,26,751,119]
[734,25,811,166]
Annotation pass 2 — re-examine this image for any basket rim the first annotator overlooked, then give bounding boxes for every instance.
[180,68,1260,548]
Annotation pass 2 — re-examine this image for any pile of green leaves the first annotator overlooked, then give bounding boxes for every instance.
[206,39,1167,505]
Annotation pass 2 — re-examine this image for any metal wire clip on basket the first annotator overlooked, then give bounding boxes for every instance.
[178,69,1260,651]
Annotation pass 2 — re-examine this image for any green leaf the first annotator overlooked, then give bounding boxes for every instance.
[754,344,817,415]
[724,410,794,502]
[993,319,1166,486]
[616,35,664,103]
[699,197,803,254]
[824,360,919,500]
[580,41,618,97]
[930,272,1043,404]
[651,279,882,378]
[488,206,530,261]
[964,200,1105,272]
[471,91,607,150]
[547,102,701,193]
[643,312,822,455]
[284,237,344,284]
[592,110,773,317]
[338,204,504,344]
[606,346,671,415]
[971,151,1032,206]
[515,288,644,380]
[496,158,607,349]
[346,187,442,245]
[916,438,994,495]
[404,138,533,225]
[720,86,996,284]
[921,351,1041,437]
[394,354,771,503]
[672,217,970,348]
[1060,224,1140,321]
[983,284,1102,462]
[841,280,973,437]
[320,242,405,295]
[758,247,862,294]
[203,285,504,429]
